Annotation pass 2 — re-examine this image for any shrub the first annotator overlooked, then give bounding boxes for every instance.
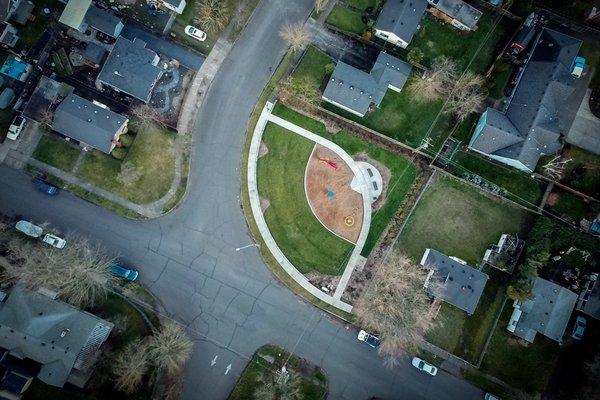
[118,134,134,148]
[324,62,335,75]
[407,48,425,65]
[111,147,128,160]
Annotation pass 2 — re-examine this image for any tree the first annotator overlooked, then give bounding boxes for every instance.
[324,62,335,75]
[148,322,193,375]
[409,57,457,102]
[112,339,151,394]
[2,236,115,307]
[314,0,329,14]
[542,155,572,180]
[279,76,320,105]
[407,48,424,65]
[354,252,442,366]
[39,107,55,129]
[129,104,165,130]
[195,0,230,33]
[111,147,127,160]
[279,22,311,53]
[446,71,486,122]
[118,133,134,148]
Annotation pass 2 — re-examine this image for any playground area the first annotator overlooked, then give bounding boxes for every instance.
[305,145,363,244]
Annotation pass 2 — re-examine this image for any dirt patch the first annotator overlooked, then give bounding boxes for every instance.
[305,145,363,243]
[259,141,269,158]
[260,197,270,212]
[353,152,391,212]
[305,271,340,294]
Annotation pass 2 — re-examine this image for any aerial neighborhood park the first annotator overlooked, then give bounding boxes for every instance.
[0,0,599,399]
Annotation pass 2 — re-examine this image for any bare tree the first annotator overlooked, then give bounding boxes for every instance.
[410,57,458,102]
[2,236,115,307]
[195,0,230,33]
[39,107,55,128]
[542,155,572,180]
[253,370,303,400]
[112,339,151,394]
[129,104,165,130]
[354,252,442,366]
[279,22,311,53]
[279,76,320,105]
[314,0,329,14]
[148,322,193,375]
[446,71,486,122]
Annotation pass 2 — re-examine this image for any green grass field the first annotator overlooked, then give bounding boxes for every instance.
[326,4,365,35]
[258,122,353,275]
[398,175,526,265]
[33,134,81,171]
[345,0,381,10]
[272,103,418,256]
[293,46,332,88]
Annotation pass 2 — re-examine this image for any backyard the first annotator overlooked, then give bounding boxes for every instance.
[561,146,600,199]
[33,134,82,172]
[257,122,353,275]
[397,174,527,265]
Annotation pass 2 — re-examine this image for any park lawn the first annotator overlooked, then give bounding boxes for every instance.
[427,267,509,364]
[326,4,365,35]
[398,175,526,265]
[561,146,600,198]
[408,14,508,74]
[481,305,560,394]
[33,134,81,171]
[272,103,417,256]
[258,122,353,275]
[449,150,544,207]
[77,124,175,204]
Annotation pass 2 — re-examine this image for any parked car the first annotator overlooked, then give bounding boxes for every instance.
[484,393,501,400]
[571,316,586,340]
[411,357,437,376]
[571,56,586,78]
[109,263,139,282]
[42,234,66,249]
[6,115,26,140]
[184,25,207,41]
[15,220,43,238]
[33,179,59,195]
[357,330,381,348]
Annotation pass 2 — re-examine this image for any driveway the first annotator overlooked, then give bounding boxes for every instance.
[566,89,600,154]
[0,0,484,399]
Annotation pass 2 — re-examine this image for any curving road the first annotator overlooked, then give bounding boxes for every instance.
[0,1,483,399]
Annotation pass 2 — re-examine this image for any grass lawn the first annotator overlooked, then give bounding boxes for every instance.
[449,150,544,207]
[451,114,478,143]
[407,14,508,74]
[548,190,589,222]
[77,124,175,204]
[326,4,365,35]
[293,46,332,88]
[345,0,380,10]
[561,146,600,198]
[258,122,353,275]
[228,345,327,400]
[33,134,81,171]
[427,267,509,364]
[398,175,526,265]
[488,60,512,99]
[272,103,418,256]
[480,305,560,394]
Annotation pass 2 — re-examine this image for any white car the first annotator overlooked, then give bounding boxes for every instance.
[42,234,66,249]
[411,357,438,376]
[15,220,43,238]
[184,25,207,41]
[357,330,381,348]
[484,394,501,400]
[7,115,26,140]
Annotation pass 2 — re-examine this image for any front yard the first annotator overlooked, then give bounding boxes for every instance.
[326,4,365,35]
[33,134,81,172]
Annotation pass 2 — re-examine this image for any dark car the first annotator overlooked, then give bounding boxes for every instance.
[34,179,59,195]
[109,263,139,282]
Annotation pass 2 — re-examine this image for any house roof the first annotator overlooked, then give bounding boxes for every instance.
[0,0,9,22]
[577,278,600,320]
[52,93,127,153]
[375,0,428,44]
[97,36,162,103]
[469,29,582,171]
[322,52,411,116]
[59,0,92,30]
[434,0,482,30]
[84,6,122,37]
[0,286,113,388]
[82,42,106,65]
[22,76,73,122]
[514,277,577,343]
[162,0,184,9]
[11,0,34,25]
[420,248,488,315]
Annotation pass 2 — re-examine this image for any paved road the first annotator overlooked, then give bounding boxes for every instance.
[0,0,484,399]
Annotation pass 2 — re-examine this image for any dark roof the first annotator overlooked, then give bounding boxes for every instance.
[84,6,122,37]
[434,0,482,29]
[322,52,411,116]
[162,0,184,8]
[420,248,488,315]
[375,0,428,44]
[10,0,33,25]
[577,277,600,320]
[514,278,577,343]
[0,0,9,22]
[22,76,73,122]
[52,93,127,153]
[0,286,113,388]
[82,42,106,65]
[469,29,582,171]
[96,36,162,102]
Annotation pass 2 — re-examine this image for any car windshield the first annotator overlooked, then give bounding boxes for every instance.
[418,361,425,368]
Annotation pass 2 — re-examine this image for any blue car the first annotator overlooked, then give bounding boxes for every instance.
[109,263,139,282]
[571,316,586,340]
[34,179,59,195]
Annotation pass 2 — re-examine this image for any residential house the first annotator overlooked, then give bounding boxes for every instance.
[468,28,583,172]
[507,277,577,343]
[81,42,107,68]
[482,234,525,274]
[322,52,412,117]
[22,75,73,122]
[84,5,124,38]
[58,0,91,31]
[1,0,33,26]
[576,274,600,320]
[0,22,18,48]
[96,36,163,103]
[427,0,482,31]
[0,286,113,388]
[420,248,489,315]
[160,0,186,14]
[52,92,129,154]
[374,0,428,48]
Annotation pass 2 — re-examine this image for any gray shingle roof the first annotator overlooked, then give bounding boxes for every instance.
[96,36,162,103]
[434,0,482,30]
[84,6,123,37]
[0,286,113,388]
[82,42,106,65]
[52,92,127,153]
[514,278,577,343]
[22,76,73,122]
[420,248,488,315]
[375,0,428,44]
[469,29,582,171]
[322,52,411,116]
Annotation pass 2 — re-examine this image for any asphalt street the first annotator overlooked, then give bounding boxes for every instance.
[0,0,484,399]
